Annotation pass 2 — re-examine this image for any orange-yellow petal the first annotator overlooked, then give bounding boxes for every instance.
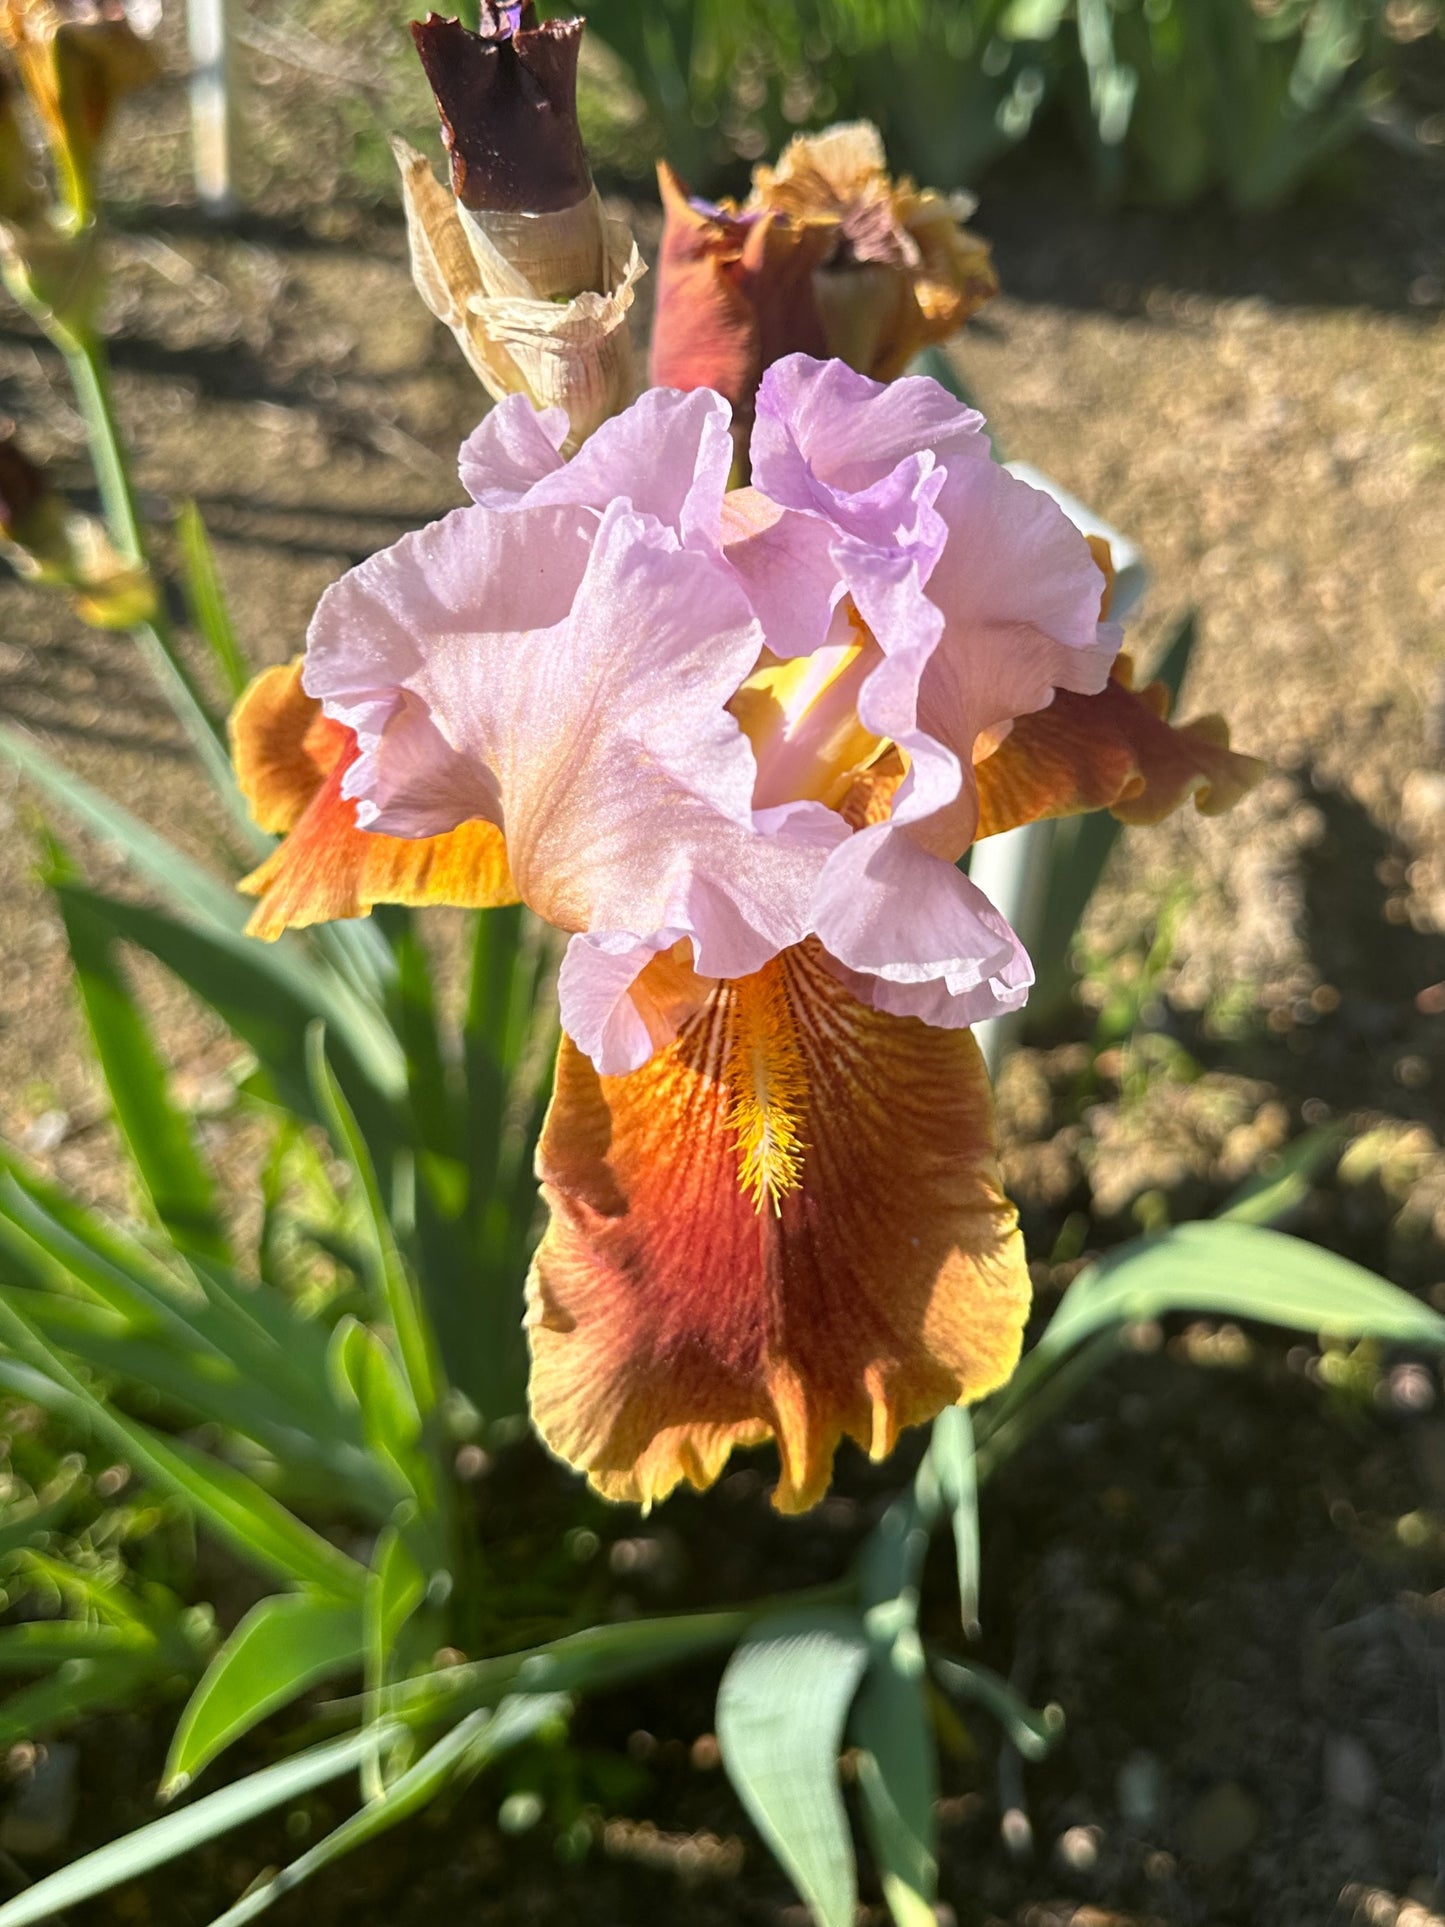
[231,658,342,835]
[973,655,1265,841]
[527,941,1028,1514]
[229,659,517,939]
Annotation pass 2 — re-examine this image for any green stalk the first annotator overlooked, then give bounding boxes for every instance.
[62,328,266,851]
[971,1329,1122,1484]
[324,1577,861,1734]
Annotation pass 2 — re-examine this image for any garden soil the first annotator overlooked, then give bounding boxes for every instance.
[0,57,1443,1927]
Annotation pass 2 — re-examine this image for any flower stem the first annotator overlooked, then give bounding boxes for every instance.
[972,1328,1123,1484]
[62,325,265,848]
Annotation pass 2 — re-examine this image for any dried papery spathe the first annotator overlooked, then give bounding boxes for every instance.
[393,136,641,455]
[401,8,640,451]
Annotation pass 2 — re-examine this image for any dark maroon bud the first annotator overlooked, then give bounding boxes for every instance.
[0,430,49,541]
[410,10,591,216]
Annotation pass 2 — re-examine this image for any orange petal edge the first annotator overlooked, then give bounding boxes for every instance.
[230,659,517,938]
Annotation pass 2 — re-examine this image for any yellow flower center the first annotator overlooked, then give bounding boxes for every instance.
[728,618,889,812]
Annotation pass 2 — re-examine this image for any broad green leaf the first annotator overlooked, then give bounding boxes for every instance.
[380,911,462,1169]
[0,1621,151,1670]
[0,1157,207,1343]
[359,1521,433,1798]
[119,1432,365,1603]
[1038,1221,1445,1365]
[366,1527,427,1663]
[716,1607,871,1927]
[327,1319,427,1505]
[852,1637,938,1927]
[364,1601,769,1730]
[857,1490,930,1617]
[308,1028,439,1419]
[0,1293,390,1526]
[931,1655,1063,1761]
[175,501,250,703]
[1218,1122,1347,1226]
[0,1722,403,1927]
[207,1695,568,1926]
[463,903,532,1182]
[365,1523,429,1703]
[51,871,228,1261]
[182,1252,359,1438]
[0,740,399,1101]
[456,905,553,1420]
[0,1184,390,1517]
[164,1593,365,1794]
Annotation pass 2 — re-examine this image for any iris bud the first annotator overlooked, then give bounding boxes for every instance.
[0,424,154,626]
[651,122,997,451]
[396,8,641,453]
[0,0,159,225]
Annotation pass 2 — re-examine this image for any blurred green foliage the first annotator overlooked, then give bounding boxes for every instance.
[568,0,1399,207]
[238,0,1410,217]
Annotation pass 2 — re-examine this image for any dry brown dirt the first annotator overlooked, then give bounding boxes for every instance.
[0,51,1443,1927]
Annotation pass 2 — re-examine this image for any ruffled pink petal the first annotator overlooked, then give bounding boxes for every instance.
[459,386,734,551]
[723,355,1121,1021]
[751,354,990,545]
[841,545,957,825]
[925,458,1116,681]
[812,824,1032,1028]
[557,932,678,1075]
[907,458,1119,858]
[557,932,715,1076]
[305,501,594,733]
[346,690,498,837]
[723,358,987,659]
[326,500,843,1022]
[721,484,844,660]
[456,396,569,500]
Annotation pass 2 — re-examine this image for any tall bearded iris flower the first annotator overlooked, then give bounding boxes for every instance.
[231,355,1261,1512]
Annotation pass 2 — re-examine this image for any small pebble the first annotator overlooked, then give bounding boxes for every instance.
[1183,1781,1261,1866]
[1118,1749,1164,1829]
[1056,1823,1101,1872]
[1000,1806,1033,1859]
[0,1742,78,1856]
[1388,1363,1436,1414]
[1326,1733,1379,1813]
[498,1790,543,1834]
[20,1110,68,1154]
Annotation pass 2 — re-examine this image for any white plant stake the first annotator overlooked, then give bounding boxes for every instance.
[971,470,1148,1075]
[186,0,233,216]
